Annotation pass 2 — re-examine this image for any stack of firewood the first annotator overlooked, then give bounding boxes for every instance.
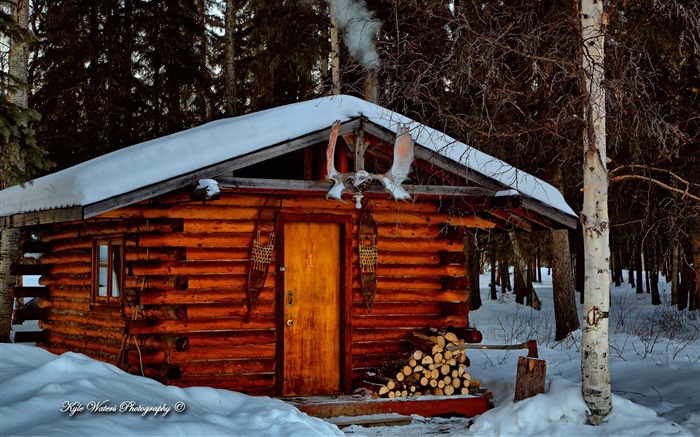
[362,328,483,398]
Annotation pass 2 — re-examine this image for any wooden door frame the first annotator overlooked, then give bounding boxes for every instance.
[274,213,353,396]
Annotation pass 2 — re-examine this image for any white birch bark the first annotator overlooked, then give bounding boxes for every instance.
[1,0,30,342]
[0,229,21,342]
[580,0,612,424]
[329,2,341,95]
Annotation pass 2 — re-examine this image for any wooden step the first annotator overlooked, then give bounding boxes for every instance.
[286,392,492,419]
[326,413,412,428]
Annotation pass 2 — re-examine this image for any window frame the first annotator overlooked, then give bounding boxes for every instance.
[91,236,125,306]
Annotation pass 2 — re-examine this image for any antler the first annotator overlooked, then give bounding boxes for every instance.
[377,123,414,200]
[325,120,345,201]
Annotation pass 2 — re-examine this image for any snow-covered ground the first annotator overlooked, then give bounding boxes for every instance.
[345,271,700,436]
[2,270,698,436]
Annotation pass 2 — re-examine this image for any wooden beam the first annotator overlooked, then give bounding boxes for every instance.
[2,206,83,228]
[216,177,497,197]
[10,264,51,276]
[12,286,50,299]
[83,118,364,219]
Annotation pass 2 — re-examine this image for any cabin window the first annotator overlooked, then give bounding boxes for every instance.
[92,238,124,304]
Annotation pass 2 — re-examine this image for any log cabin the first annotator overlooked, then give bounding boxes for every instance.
[1,95,576,411]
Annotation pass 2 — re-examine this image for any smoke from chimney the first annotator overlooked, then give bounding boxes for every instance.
[327,0,381,70]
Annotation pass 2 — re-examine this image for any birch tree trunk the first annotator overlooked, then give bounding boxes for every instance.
[329,2,341,95]
[1,0,30,342]
[580,0,612,424]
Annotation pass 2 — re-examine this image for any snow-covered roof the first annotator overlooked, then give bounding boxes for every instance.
[0,95,576,221]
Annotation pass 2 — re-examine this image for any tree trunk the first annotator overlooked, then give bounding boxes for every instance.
[489,247,497,300]
[678,243,691,311]
[580,0,612,424]
[691,222,700,311]
[329,2,341,95]
[0,229,21,342]
[510,234,541,310]
[648,239,661,305]
[671,239,679,306]
[8,0,29,108]
[464,234,482,310]
[551,229,580,340]
[635,237,643,294]
[224,0,237,116]
[1,0,30,342]
[536,244,542,283]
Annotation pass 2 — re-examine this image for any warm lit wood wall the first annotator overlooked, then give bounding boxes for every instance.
[30,188,479,395]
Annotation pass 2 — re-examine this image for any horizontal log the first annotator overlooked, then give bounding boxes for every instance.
[12,286,50,299]
[439,251,466,265]
[130,260,250,276]
[49,262,91,275]
[41,321,124,341]
[45,310,124,328]
[172,344,275,361]
[38,251,91,264]
[353,340,409,355]
[48,240,92,252]
[372,211,495,228]
[352,315,467,329]
[136,233,253,249]
[178,330,276,347]
[45,286,91,299]
[13,306,47,323]
[173,373,275,390]
[185,304,275,319]
[178,358,275,376]
[125,275,189,290]
[368,252,440,265]
[126,348,167,365]
[184,248,251,261]
[378,238,462,253]
[13,330,47,343]
[127,317,273,335]
[441,276,468,290]
[99,205,261,220]
[46,332,123,356]
[352,289,467,302]
[376,224,444,239]
[352,328,416,342]
[39,274,90,287]
[184,220,256,234]
[351,302,441,316]
[439,302,469,316]
[126,247,187,262]
[367,265,464,278]
[138,288,272,305]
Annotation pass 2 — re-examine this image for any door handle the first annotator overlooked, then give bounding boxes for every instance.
[288,290,293,307]
[287,319,294,326]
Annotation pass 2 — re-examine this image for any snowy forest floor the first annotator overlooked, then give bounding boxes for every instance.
[343,270,700,436]
[2,270,698,436]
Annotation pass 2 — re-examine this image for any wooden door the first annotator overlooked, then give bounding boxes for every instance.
[282,222,341,396]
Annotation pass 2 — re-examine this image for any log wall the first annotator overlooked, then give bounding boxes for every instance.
[28,188,479,395]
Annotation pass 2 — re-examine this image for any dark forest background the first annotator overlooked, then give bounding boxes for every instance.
[2,0,698,315]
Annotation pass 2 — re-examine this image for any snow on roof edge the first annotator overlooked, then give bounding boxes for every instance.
[0,95,576,220]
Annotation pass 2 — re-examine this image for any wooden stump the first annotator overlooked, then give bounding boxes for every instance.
[514,356,546,402]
